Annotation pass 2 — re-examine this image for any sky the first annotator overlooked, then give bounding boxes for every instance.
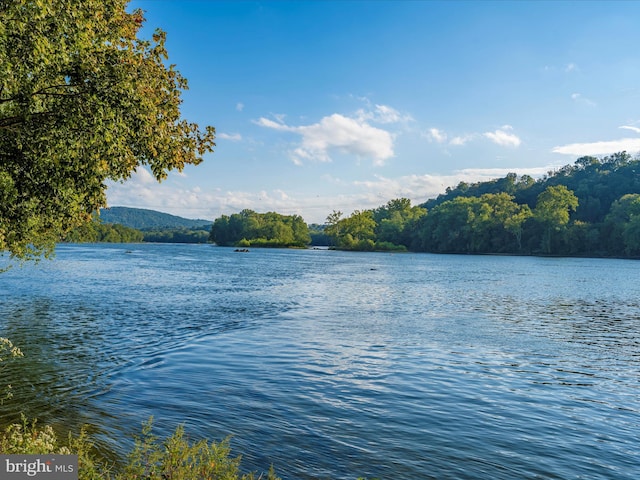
[106,0,640,224]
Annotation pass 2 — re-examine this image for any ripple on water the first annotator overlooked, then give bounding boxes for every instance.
[1,245,639,479]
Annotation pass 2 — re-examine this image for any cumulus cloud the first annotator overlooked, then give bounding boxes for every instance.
[483,125,521,147]
[256,110,396,166]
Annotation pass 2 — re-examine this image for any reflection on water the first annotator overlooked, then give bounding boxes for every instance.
[1,244,639,479]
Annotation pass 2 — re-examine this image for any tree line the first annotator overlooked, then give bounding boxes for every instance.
[323,153,640,257]
[66,153,640,257]
[63,222,210,244]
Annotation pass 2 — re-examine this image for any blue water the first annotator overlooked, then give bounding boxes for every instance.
[1,244,639,479]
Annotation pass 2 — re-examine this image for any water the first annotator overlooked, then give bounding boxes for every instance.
[1,244,639,479]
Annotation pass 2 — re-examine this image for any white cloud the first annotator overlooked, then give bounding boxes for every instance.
[107,164,556,225]
[483,125,521,147]
[254,117,293,131]
[130,166,157,185]
[218,132,242,141]
[373,104,404,123]
[449,134,477,146]
[425,128,447,143]
[351,166,551,211]
[425,126,519,148]
[552,138,640,156]
[236,102,244,112]
[106,175,308,222]
[356,104,412,124]
[256,111,395,166]
[565,63,578,73]
[553,125,640,155]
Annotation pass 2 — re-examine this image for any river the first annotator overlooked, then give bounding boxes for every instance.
[1,244,638,479]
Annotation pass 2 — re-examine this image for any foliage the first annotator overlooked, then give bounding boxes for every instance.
[210,210,310,248]
[603,193,640,255]
[142,227,210,244]
[533,185,579,254]
[0,0,215,261]
[120,419,280,480]
[64,220,144,243]
[0,415,72,455]
[0,417,280,480]
[208,160,638,256]
[325,199,425,251]
[308,223,332,246]
[0,337,23,404]
[410,153,640,257]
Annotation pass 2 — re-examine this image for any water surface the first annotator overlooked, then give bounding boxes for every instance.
[1,244,638,479]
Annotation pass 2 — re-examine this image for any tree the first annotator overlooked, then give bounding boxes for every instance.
[0,1,215,260]
[209,210,310,248]
[603,194,640,255]
[503,202,533,252]
[324,210,343,246]
[328,209,376,250]
[373,198,426,247]
[533,185,578,254]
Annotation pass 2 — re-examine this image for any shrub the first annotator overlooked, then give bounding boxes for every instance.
[0,416,279,480]
[0,337,23,404]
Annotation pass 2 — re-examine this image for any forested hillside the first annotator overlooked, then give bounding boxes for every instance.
[64,208,212,244]
[99,207,212,230]
[322,153,640,257]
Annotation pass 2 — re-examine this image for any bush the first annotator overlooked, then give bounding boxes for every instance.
[0,417,279,480]
[1,337,23,404]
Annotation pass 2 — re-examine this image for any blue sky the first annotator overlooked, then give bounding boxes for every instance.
[106,0,640,223]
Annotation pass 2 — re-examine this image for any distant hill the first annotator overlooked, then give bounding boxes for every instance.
[99,207,212,230]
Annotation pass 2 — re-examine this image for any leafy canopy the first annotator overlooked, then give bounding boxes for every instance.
[0,0,215,260]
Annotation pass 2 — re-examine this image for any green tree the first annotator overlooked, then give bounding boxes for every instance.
[622,215,640,256]
[504,202,533,252]
[419,196,478,252]
[533,185,579,254]
[324,210,343,246]
[604,194,640,255]
[210,210,310,247]
[0,1,215,261]
[474,193,532,252]
[333,210,376,250]
[373,198,426,247]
